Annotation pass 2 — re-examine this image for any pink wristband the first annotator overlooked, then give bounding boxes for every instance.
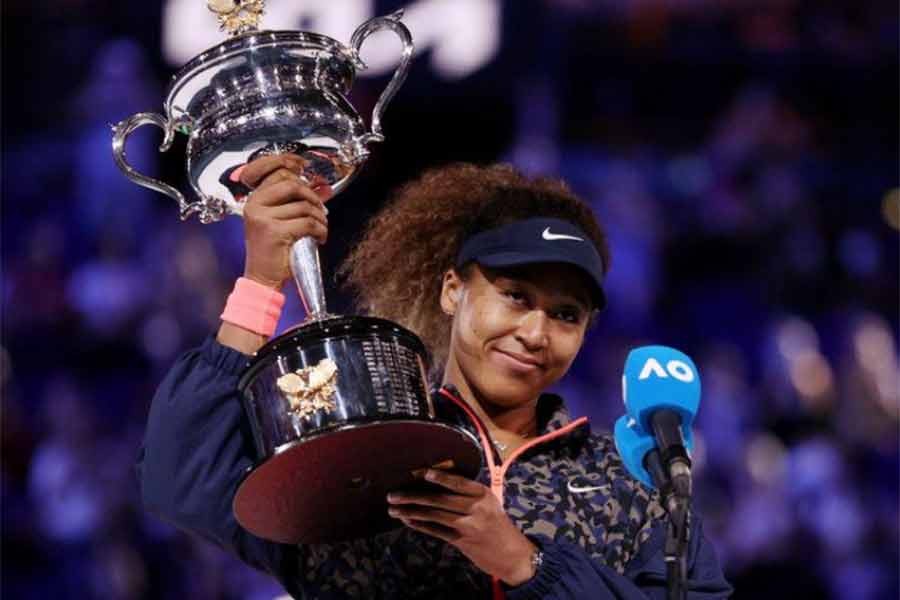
[220,277,286,337]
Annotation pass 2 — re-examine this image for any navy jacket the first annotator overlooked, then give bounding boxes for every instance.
[136,336,733,599]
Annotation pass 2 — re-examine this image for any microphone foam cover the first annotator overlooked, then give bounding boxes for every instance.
[614,415,656,488]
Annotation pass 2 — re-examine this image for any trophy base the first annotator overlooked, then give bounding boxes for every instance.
[232,420,483,544]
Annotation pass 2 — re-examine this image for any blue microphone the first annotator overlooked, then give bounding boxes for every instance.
[621,346,700,498]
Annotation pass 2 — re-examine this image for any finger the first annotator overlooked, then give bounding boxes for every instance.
[250,179,324,208]
[278,217,328,245]
[256,167,310,192]
[388,505,466,529]
[387,492,473,516]
[240,154,308,188]
[267,199,328,226]
[423,470,486,497]
[398,518,461,543]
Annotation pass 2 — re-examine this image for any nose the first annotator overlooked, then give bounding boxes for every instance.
[515,310,550,351]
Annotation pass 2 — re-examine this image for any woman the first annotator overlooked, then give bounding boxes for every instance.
[137,156,732,599]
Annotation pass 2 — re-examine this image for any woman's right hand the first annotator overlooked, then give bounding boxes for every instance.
[238,153,333,289]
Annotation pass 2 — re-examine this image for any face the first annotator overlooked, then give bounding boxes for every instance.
[440,262,593,410]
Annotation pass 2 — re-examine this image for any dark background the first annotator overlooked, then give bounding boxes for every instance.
[2,1,898,598]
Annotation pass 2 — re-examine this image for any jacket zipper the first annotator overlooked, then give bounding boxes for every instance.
[437,388,589,598]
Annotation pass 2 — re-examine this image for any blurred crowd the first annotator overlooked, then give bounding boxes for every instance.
[2,1,897,599]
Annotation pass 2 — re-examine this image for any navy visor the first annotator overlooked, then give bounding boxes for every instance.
[455,217,606,310]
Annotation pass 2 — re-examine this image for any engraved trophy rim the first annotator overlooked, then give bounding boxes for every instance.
[164,29,359,120]
[238,314,430,390]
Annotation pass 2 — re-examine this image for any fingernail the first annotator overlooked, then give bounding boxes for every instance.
[386,493,397,503]
[388,508,399,517]
[424,470,436,481]
[323,205,329,215]
[230,165,246,183]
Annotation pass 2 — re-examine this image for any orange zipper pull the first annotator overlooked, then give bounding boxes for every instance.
[490,469,504,501]
[491,470,502,486]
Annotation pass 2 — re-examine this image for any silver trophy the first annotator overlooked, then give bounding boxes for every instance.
[113,2,481,544]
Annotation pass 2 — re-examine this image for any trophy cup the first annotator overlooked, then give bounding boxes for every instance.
[112,2,482,544]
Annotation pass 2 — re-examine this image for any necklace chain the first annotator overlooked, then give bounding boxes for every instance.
[493,433,535,456]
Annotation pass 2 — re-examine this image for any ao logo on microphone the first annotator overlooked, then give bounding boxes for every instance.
[637,357,696,383]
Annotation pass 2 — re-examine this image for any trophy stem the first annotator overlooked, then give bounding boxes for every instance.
[290,237,328,321]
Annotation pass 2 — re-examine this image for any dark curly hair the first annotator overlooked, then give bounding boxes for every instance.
[339,163,610,372]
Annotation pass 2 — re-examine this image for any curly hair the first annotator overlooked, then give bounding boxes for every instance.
[339,163,610,373]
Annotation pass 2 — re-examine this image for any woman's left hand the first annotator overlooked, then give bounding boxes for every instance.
[387,469,538,587]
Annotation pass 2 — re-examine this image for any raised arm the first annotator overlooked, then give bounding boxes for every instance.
[137,152,332,581]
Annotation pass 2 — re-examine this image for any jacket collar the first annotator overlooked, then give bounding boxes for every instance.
[438,385,590,447]
[535,392,571,434]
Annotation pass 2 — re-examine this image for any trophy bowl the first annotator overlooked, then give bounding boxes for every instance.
[169,30,364,210]
[112,11,413,223]
[113,7,485,545]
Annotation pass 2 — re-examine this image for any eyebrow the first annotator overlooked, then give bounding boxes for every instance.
[547,281,592,312]
[495,274,590,312]
[555,297,590,315]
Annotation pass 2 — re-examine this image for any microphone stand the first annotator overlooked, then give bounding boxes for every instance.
[644,450,690,600]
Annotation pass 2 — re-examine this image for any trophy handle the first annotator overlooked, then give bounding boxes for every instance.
[350,10,414,146]
[290,237,328,321]
[111,112,196,221]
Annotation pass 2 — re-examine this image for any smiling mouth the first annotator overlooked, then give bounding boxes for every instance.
[494,349,544,371]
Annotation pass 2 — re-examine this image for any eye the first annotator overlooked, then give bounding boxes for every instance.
[503,289,527,304]
[552,309,582,324]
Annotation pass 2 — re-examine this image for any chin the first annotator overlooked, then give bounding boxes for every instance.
[472,369,545,408]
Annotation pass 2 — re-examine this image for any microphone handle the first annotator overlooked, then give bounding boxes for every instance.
[643,449,672,494]
[649,411,687,462]
[650,410,692,498]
